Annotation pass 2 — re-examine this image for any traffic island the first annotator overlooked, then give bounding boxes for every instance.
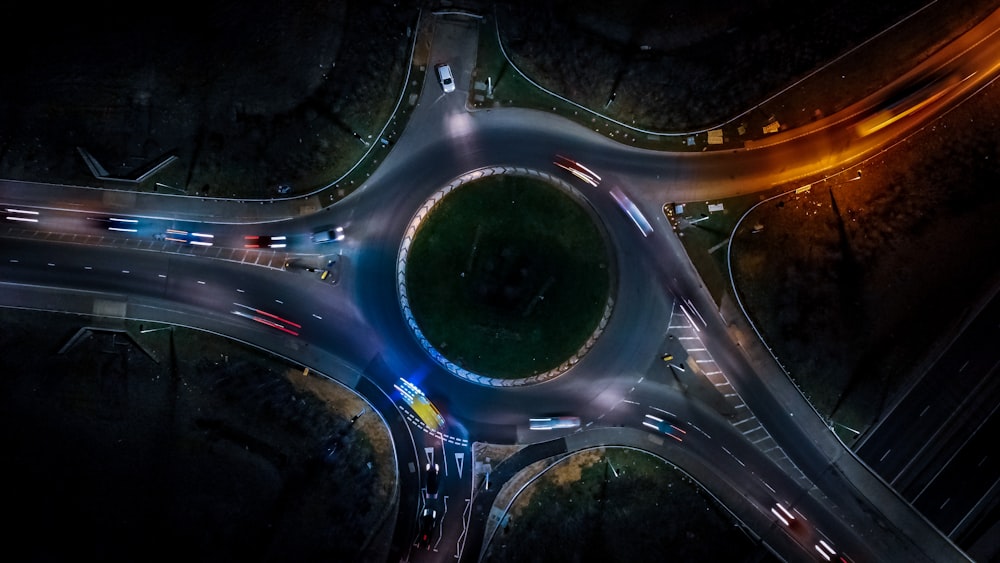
[398,166,615,385]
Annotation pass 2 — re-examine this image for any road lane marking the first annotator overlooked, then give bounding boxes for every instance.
[721,447,746,466]
[684,298,707,326]
[679,304,700,332]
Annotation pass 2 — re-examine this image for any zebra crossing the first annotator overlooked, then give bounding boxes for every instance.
[666,301,811,484]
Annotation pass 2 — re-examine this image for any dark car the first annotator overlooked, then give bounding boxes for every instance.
[424,463,440,499]
[283,259,317,272]
[244,235,287,249]
[416,508,437,550]
[642,413,686,442]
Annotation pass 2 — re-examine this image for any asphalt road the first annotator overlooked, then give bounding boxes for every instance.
[3,7,1000,563]
[856,286,1000,541]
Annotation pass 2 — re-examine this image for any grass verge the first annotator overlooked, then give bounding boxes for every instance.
[679,80,1000,439]
[406,174,612,378]
[482,447,775,563]
[0,308,395,562]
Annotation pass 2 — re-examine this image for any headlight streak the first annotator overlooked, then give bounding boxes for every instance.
[107,217,139,232]
[165,228,214,246]
[5,208,40,222]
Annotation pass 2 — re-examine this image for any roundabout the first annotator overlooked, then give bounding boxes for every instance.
[397,166,615,386]
[1,6,990,561]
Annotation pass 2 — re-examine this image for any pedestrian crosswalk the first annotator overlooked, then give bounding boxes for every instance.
[664,300,809,484]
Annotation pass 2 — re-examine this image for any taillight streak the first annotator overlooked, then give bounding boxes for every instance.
[232,302,301,335]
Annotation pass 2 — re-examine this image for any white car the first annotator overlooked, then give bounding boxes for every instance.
[312,226,345,243]
[436,63,455,93]
[164,228,214,246]
[610,187,654,237]
[529,416,580,430]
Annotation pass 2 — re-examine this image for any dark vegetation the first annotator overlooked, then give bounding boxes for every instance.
[480,0,999,558]
[670,79,1000,440]
[0,0,418,198]
[494,0,992,132]
[484,0,1000,449]
[406,174,611,378]
[728,81,1000,433]
[482,448,776,563]
[669,83,1000,557]
[0,311,395,562]
[1,5,416,557]
[3,0,998,561]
